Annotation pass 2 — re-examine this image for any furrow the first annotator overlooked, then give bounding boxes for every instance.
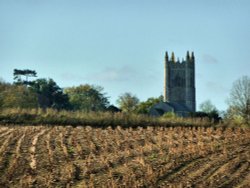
[159,156,211,186]
[30,128,55,187]
[235,173,250,188]
[0,127,11,137]
[11,128,42,187]
[46,130,53,164]
[0,132,13,155]
[74,148,168,187]
[156,155,203,187]
[219,161,250,188]
[59,131,69,158]
[0,129,27,185]
[0,130,21,187]
[194,145,250,187]
[49,127,74,187]
[29,129,46,170]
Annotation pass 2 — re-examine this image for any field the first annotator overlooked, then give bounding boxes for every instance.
[0,125,249,188]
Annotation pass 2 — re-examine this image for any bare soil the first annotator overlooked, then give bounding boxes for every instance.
[0,125,249,188]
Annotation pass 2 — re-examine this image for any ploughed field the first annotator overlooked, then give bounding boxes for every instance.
[0,125,249,188]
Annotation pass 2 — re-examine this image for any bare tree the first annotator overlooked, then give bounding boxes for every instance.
[228,76,250,124]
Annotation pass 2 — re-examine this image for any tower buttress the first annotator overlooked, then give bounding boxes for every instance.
[185,51,196,112]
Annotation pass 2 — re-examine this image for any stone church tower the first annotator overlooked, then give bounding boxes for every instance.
[164,51,196,112]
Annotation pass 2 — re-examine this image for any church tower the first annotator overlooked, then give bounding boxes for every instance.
[164,51,196,112]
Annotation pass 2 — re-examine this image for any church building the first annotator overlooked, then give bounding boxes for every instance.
[150,51,196,117]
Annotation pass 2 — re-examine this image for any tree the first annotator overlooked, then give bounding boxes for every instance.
[64,84,109,111]
[227,75,250,125]
[31,78,69,109]
[116,92,139,113]
[190,111,221,123]
[135,96,163,114]
[195,100,221,122]
[199,100,217,113]
[0,84,38,109]
[0,80,11,108]
[13,69,37,85]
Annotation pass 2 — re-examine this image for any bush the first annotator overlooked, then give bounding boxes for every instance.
[0,108,238,128]
[162,112,177,119]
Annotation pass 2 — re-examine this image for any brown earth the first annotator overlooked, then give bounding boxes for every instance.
[0,125,249,188]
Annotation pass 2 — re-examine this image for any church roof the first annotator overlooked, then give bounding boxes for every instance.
[166,102,191,112]
[149,102,191,117]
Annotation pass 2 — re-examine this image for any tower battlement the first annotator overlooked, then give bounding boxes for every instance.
[164,51,196,112]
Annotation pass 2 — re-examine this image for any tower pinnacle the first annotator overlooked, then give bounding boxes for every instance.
[171,52,175,62]
[186,51,190,61]
[165,51,169,62]
[191,51,195,61]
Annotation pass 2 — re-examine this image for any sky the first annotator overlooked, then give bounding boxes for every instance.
[0,0,250,111]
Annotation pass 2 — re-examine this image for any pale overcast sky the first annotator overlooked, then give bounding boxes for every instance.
[1,0,250,111]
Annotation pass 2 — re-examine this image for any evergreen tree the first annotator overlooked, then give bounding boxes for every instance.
[30,78,70,109]
[13,69,37,85]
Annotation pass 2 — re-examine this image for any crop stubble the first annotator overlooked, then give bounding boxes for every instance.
[0,125,249,188]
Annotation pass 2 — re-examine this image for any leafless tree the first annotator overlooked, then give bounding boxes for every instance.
[228,76,250,125]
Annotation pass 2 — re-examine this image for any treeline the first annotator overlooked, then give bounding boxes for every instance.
[0,69,249,127]
[0,69,220,122]
[0,68,212,127]
[0,69,164,115]
[1,69,111,112]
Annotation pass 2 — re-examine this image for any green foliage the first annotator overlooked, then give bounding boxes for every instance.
[162,111,177,119]
[2,76,69,110]
[64,84,109,112]
[13,69,37,85]
[30,78,70,109]
[135,96,163,114]
[196,100,221,123]
[199,100,217,114]
[0,81,10,107]
[116,92,139,113]
[0,82,38,109]
[224,107,249,127]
